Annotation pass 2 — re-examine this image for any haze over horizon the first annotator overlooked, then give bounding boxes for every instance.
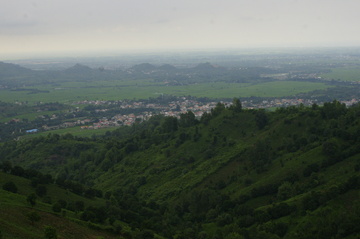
[2,0,360,59]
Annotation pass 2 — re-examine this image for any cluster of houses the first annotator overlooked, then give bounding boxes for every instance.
[24,97,360,133]
[79,100,220,130]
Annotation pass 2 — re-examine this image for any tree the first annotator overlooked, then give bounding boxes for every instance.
[322,139,339,157]
[26,211,41,225]
[2,181,17,193]
[36,185,47,197]
[211,102,225,117]
[1,160,12,173]
[200,112,212,125]
[255,109,268,129]
[277,181,294,200]
[161,116,178,133]
[303,163,320,177]
[43,226,57,239]
[230,98,242,113]
[179,111,197,127]
[11,165,25,176]
[321,100,347,119]
[27,193,37,207]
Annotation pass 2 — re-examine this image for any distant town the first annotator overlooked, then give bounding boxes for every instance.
[38,97,359,131]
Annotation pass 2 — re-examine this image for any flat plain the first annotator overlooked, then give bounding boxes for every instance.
[0,80,332,104]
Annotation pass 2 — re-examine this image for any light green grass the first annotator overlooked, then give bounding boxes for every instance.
[20,126,119,140]
[321,67,360,82]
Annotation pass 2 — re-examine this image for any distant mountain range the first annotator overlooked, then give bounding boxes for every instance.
[1,60,250,87]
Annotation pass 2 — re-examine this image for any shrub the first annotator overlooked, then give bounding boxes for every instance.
[2,181,17,193]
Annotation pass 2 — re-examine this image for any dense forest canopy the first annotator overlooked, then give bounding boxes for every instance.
[1,100,360,238]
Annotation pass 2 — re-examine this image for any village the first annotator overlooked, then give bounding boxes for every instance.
[43,97,359,131]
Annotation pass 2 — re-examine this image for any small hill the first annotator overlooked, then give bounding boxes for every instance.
[129,63,156,72]
[64,63,93,74]
[158,64,178,71]
[191,62,227,71]
[0,62,33,78]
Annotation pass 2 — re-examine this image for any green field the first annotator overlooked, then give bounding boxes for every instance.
[0,80,332,104]
[321,67,360,82]
[20,126,120,140]
[0,110,64,123]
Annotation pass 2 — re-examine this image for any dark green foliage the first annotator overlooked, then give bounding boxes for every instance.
[1,101,360,238]
[251,183,278,198]
[321,100,347,119]
[27,193,37,207]
[211,102,226,116]
[84,188,97,198]
[52,202,62,213]
[1,161,12,173]
[255,109,268,129]
[160,116,178,133]
[2,181,17,193]
[81,206,107,223]
[36,185,47,197]
[294,203,360,239]
[230,98,242,113]
[179,111,197,127]
[57,199,67,209]
[11,165,25,177]
[135,230,154,239]
[322,138,340,159]
[75,200,85,212]
[303,163,320,177]
[277,181,294,200]
[43,225,57,239]
[200,112,212,125]
[26,211,41,225]
[267,203,294,219]
[262,222,288,238]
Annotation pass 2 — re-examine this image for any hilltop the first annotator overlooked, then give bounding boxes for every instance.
[1,100,360,238]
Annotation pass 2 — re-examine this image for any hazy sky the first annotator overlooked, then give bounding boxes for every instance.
[1,0,360,58]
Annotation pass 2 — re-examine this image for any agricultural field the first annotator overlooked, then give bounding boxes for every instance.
[0,80,332,104]
[321,67,360,82]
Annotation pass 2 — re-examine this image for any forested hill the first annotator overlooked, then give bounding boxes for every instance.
[1,100,360,238]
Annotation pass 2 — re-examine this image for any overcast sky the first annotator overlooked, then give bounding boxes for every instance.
[1,0,360,58]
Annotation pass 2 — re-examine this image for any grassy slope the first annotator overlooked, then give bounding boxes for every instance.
[92,107,359,237]
[95,108,358,203]
[0,173,120,239]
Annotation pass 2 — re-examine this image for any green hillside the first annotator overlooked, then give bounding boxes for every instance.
[1,100,360,238]
[0,172,132,239]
